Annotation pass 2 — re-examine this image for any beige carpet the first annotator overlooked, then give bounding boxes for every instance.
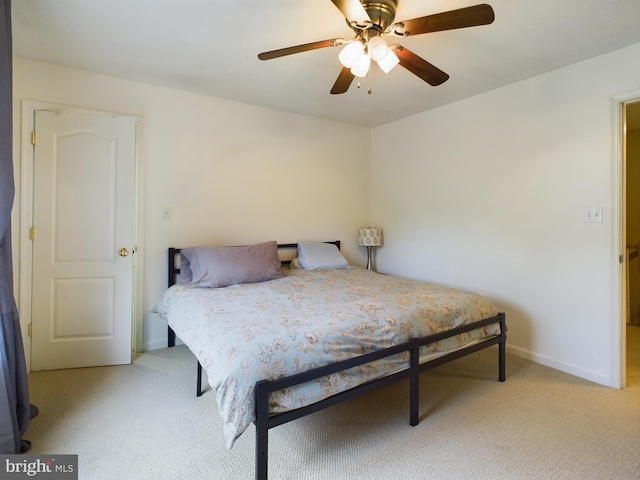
[24,337,640,480]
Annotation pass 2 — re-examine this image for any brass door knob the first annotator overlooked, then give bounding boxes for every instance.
[118,248,129,257]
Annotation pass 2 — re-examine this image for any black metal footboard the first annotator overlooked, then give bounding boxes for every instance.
[254,312,506,480]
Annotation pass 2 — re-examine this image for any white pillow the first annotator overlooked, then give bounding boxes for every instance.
[297,242,349,270]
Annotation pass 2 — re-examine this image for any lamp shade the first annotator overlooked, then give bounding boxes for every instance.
[376,48,399,73]
[367,36,389,62]
[338,41,364,68]
[359,227,382,247]
[350,51,371,78]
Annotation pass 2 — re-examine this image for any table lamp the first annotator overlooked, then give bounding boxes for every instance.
[359,227,382,271]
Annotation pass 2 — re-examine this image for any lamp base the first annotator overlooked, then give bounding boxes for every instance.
[366,246,373,271]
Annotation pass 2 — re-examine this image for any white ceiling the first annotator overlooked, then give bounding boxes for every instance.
[11,0,640,128]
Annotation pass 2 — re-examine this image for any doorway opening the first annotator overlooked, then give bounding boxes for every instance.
[625,100,640,386]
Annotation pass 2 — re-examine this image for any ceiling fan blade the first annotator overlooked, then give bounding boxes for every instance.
[397,3,495,37]
[390,45,449,86]
[330,67,355,94]
[330,0,371,23]
[258,39,342,60]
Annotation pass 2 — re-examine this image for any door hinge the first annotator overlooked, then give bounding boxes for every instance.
[30,227,35,241]
[28,323,33,337]
[620,255,624,264]
[31,131,37,145]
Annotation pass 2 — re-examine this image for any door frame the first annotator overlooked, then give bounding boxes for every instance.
[611,89,640,389]
[18,100,145,372]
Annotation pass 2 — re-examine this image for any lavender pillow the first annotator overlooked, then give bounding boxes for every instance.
[180,241,284,288]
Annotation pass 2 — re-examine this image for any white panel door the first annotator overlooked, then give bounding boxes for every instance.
[31,111,135,370]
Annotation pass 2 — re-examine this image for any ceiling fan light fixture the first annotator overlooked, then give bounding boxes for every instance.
[376,48,399,73]
[338,41,364,68]
[350,51,371,77]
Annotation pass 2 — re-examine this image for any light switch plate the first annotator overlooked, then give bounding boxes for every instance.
[584,207,602,223]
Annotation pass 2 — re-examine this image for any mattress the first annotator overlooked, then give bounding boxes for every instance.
[153,267,500,448]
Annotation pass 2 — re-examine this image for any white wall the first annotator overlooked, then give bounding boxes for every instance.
[12,58,372,352]
[371,43,640,387]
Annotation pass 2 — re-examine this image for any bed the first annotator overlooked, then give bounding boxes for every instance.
[154,241,506,479]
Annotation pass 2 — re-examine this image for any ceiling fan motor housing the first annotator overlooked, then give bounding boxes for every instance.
[362,0,398,32]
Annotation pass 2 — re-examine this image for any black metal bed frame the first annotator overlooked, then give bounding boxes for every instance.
[165,243,506,480]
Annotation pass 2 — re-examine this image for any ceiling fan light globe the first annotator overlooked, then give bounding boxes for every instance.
[367,36,389,62]
[338,41,364,68]
[350,52,371,77]
[377,49,399,73]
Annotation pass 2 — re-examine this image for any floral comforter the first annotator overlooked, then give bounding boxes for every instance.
[153,267,500,448]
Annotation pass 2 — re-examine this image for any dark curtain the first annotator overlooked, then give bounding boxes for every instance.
[0,0,31,454]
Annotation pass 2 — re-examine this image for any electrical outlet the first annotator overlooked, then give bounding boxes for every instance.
[584,207,602,223]
[162,207,172,220]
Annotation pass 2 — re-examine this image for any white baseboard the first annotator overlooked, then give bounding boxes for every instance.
[506,344,611,387]
[143,337,183,352]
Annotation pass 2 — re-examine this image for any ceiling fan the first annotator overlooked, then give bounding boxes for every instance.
[258,1,495,94]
